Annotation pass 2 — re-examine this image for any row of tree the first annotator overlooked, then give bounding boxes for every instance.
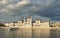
[0,23,6,27]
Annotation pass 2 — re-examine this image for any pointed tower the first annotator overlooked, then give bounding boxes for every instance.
[26,16,32,24]
[35,18,41,23]
[24,16,32,28]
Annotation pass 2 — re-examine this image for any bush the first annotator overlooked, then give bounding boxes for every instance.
[0,23,6,27]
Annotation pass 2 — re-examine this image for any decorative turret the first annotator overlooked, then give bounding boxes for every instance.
[18,17,23,23]
[35,18,41,23]
[18,20,22,23]
[26,16,32,24]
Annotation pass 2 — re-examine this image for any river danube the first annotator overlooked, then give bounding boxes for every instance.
[0,28,60,38]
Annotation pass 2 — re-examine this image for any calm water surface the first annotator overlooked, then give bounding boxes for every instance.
[0,28,60,38]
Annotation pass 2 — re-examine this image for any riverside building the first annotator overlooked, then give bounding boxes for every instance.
[4,16,49,28]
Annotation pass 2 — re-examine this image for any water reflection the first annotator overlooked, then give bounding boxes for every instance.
[19,29,32,38]
[0,28,60,38]
[50,29,60,38]
[0,28,6,38]
[32,29,49,38]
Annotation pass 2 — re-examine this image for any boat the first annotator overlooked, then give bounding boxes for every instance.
[10,27,19,31]
[9,22,19,31]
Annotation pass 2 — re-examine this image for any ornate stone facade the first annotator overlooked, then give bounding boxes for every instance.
[5,16,49,28]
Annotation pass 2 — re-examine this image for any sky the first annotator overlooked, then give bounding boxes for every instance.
[0,0,60,23]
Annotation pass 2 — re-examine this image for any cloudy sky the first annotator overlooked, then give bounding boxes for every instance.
[0,0,60,23]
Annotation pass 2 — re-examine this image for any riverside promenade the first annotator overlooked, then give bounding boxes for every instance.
[0,27,60,30]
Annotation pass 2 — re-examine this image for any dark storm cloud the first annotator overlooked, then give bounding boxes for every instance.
[0,0,60,22]
[28,0,60,20]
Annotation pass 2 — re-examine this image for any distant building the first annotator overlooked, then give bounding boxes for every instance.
[5,22,14,27]
[5,23,9,27]
[51,22,60,27]
[24,16,32,28]
[33,18,49,28]
[4,16,50,28]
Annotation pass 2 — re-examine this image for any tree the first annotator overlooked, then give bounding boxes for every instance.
[0,23,6,27]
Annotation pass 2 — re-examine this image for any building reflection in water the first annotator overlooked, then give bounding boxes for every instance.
[49,29,60,38]
[0,28,60,38]
[32,29,49,38]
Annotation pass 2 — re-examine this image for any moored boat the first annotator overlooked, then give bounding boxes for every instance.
[10,27,19,31]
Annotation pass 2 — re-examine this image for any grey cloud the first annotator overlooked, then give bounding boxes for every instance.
[0,0,60,22]
[28,0,60,20]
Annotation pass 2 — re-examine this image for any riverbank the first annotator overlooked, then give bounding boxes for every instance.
[0,27,60,30]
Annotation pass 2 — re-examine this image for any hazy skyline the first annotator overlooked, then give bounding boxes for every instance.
[0,0,60,23]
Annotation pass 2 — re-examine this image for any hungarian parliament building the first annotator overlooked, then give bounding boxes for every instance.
[5,16,50,28]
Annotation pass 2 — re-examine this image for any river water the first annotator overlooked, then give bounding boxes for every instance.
[0,28,60,38]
